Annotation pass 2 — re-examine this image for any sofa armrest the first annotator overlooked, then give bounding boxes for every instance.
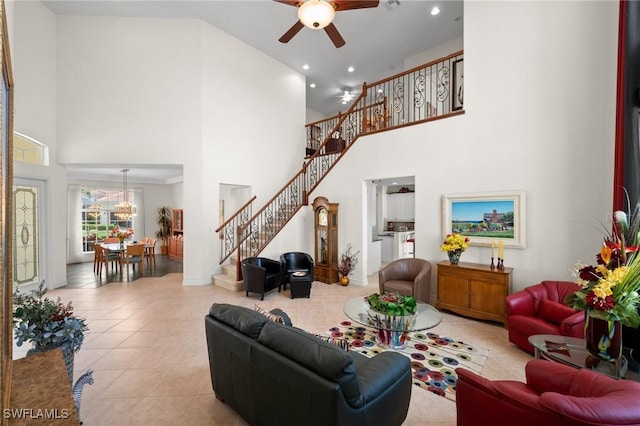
[456,367,501,397]
[378,267,395,292]
[559,311,585,337]
[525,359,578,395]
[352,352,410,407]
[243,263,266,282]
[261,258,282,274]
[505,291,535,317]
[539,369,640,424]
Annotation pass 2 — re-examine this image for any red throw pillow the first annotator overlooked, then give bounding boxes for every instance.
[538,298,576,324]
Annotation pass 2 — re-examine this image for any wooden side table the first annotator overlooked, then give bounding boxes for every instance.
[9,349,80,424]
[436,261,513,326]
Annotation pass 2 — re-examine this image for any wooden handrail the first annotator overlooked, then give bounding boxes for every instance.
[305,99,387,128]
[214,195,257,233]
[365,49,463,89]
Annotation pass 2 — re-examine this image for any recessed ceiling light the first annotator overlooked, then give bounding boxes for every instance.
[377,89,383,93]
[303,64,310,70]
[385,0,400,10]
[430,6,440,16]
[347,66,355,72]
[310,83,316,88]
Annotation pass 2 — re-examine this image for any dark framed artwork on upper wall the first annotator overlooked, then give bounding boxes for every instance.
[442,191,526,249]
[452,59,464,111]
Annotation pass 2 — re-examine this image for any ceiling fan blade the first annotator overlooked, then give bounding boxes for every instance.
[274,0,304,7]
[324,23,345,48]
[279,21,305,43]
[331,0,379,11]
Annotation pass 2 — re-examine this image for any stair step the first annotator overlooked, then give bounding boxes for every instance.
[221,262,236,278]
[212,273,243,292]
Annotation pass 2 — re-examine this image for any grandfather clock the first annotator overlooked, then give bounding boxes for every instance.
[312,196,339,283]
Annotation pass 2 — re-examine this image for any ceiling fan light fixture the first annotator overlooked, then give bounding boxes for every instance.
[298,0,336,30]
[341,90,355,103]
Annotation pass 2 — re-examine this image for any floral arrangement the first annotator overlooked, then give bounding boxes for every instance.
[337,243,360,277]
[13,281,88,353]
[440,233,470,253]
[565,207,640,328]
[110,226,134,242]
[366,291,417,316]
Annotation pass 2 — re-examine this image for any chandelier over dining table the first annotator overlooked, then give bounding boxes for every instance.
[115,168,136,220]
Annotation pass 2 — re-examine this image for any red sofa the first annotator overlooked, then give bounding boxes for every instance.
[456,359,640,426]
[505,280,584,353]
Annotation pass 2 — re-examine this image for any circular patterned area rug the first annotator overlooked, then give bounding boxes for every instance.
[327,322,489,402]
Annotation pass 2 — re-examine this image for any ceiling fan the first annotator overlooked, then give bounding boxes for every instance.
[336,89,356,104]
[275,0,380,48]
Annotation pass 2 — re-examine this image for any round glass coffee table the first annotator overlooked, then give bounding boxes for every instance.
[343,296,442,349]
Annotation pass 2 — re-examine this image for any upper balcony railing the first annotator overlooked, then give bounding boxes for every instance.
[305,50,464,155]
[216,50,463,271]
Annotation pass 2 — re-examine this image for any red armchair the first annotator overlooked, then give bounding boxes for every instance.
[505,280,584,353]
[456,359,640,426]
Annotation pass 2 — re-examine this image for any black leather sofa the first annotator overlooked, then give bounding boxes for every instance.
[241,257,282,300]
[205,303,412,426]
[279,252,314,291]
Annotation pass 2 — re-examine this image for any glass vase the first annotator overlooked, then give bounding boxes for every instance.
[585,315,622,363]
[447,250,462,265]
[367,311,416,349]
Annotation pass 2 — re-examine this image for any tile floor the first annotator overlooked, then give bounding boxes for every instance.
[16,260,534,425]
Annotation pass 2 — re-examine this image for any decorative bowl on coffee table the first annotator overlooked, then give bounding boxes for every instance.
[343,293,442,350]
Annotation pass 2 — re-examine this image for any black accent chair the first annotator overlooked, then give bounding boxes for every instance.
[279,252,314,291]
[241,257,282,300]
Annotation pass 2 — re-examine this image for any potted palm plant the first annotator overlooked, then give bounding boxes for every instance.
[13,281,88,384]
[155,206,172,255]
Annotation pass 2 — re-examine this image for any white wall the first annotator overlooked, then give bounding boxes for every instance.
[11,0,68,288]
[306,107,325,124]
[405,36,464,69]
[198,20,307,283]
[296,1,618,298]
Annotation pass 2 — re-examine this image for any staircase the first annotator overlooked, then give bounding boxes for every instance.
[213,50,464,287]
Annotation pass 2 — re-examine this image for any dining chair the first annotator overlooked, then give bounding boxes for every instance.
[94,243,105,276]
[123,243,145,278]
[103,237,119,244]
[140,237,149,244]
[95,244,121,277]
[145,238,156,268]
[93,243,101,273]
[104,244,123,276]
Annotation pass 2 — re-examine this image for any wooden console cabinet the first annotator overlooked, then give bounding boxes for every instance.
[168,209,183,260]
[168,237,183,260]
[436,261,513,326]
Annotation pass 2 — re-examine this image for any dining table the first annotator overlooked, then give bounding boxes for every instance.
[99,242,154,275]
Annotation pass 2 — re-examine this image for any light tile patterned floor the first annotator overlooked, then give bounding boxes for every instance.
[18,264,533,425]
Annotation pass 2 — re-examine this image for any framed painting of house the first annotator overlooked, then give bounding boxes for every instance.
[442,191,526,248]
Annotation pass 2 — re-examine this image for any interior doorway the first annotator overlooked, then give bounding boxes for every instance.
[367,176,415,273]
